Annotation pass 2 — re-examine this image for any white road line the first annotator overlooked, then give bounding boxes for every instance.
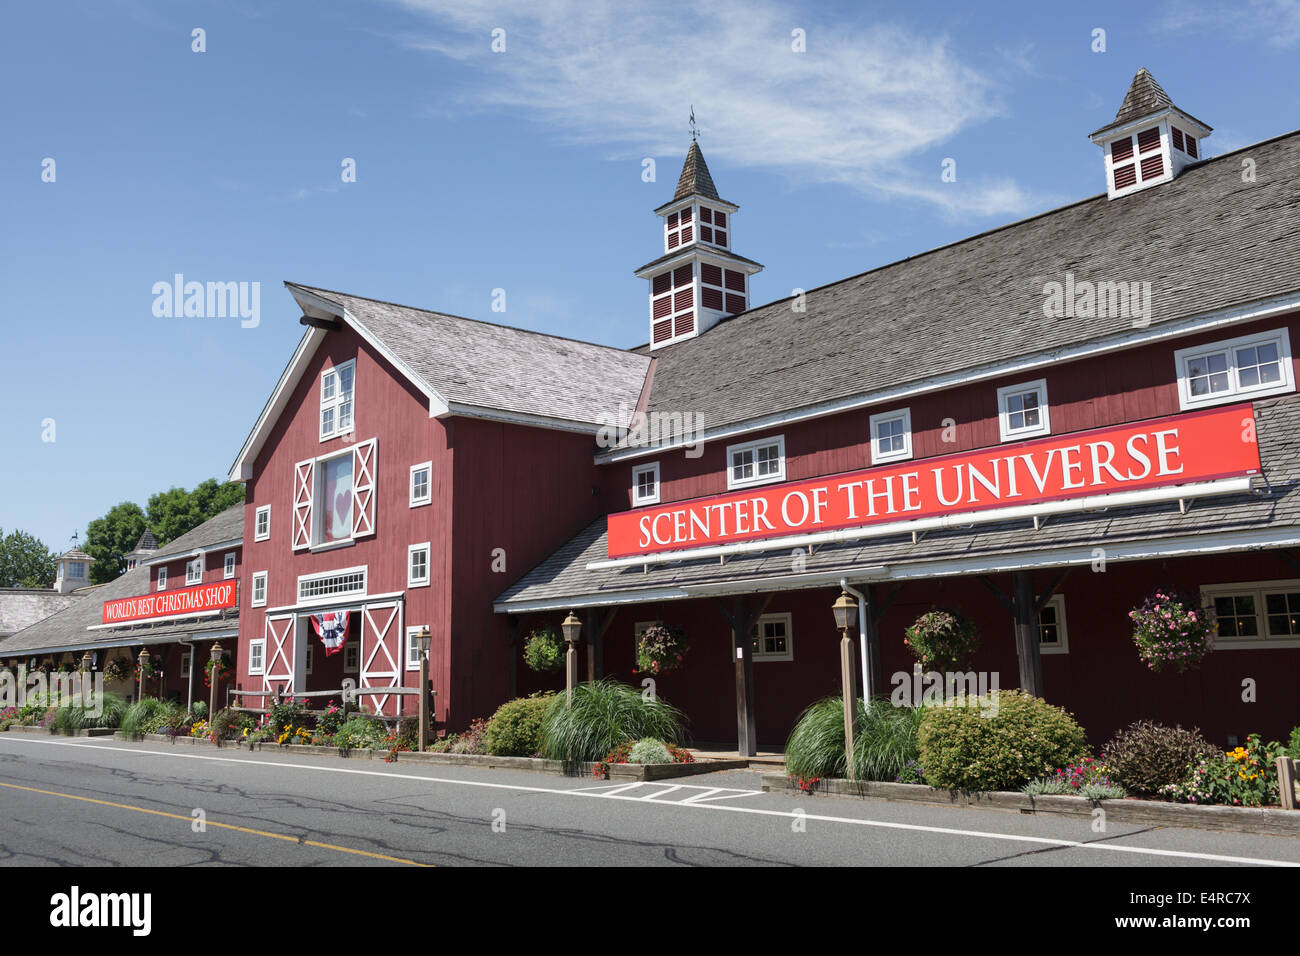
[2,736,1295,867]
[685,790,767,803]
[679,788,723,803]
[639,785,685,801]
[594,782,645,798]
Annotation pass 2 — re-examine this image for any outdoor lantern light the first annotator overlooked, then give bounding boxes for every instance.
[209,642,224,665]
[561,611,582,707]
[561,611,582,645]
[832,590,858,632]
[414,627,432,752]
[831,590,860,780]
[413,626,432,655]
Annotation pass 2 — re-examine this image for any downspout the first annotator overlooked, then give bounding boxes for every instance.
[840,578,870,709]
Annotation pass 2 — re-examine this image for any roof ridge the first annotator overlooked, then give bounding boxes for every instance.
[290,283,647,359]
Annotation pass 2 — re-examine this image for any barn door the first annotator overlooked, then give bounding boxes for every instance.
[263,614,295,701]
[360,601,402,717]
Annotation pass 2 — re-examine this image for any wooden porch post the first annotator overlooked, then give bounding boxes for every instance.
[1011,571,1043,697]
[506,615,519,700]
[733,596,757,757]
[583,608,614,683]
[862,584,885,702]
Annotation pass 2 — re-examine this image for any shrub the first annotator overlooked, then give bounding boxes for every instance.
[628,738,673,764]
[190,701,208,720]
[918,690,1089,792]
[784,697,924,782]
[335,715,385,752]
[1287,725,1300,758]
[903,609,979,673]
[89,693,128,729]
[450,718,489,754]
[483,693,556,756]
[523,627,565,673]
[540,680,685,763]
[52,704,89,735]
[1102,720,1219,795]
[209,707,245,741]
[267,697,312,735]
[120,697,181,738]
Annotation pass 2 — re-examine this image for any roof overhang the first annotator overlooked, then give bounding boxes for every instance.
[595,288,1300,464]
[634,246,765,279]
[653,194,739,216]
[227,283,452,481]
[1089,106,1214,143]
[0,626,239,659]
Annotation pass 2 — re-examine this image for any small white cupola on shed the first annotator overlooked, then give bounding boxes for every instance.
[1089,68,1212,200]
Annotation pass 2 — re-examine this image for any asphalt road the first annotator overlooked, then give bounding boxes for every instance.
[2,734,1299,867]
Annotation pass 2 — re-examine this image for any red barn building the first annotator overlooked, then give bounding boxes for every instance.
[231,70,1300,751]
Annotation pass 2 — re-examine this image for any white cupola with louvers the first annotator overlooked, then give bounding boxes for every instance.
[1090,68,1212,200]
[635,134,763,350]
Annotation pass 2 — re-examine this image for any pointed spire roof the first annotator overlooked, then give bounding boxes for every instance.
[132,529,158,552]
[673,141,721,202]
[1090,68,1212,138]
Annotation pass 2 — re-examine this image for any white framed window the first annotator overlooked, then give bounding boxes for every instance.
[296,567,366,603]
[319,358,356,441]
[750,612,793,662]
[1038,594,1069,655]
[313,448,354,547]
[1201,579,1300,648]
[410,462,432,507]
[408,542,430,588]
[405,626,428,671]
[248,639,265,676]
[869,408,913,465]
[633,462,661,505]
[255,505,271,542]
[251,571,268,608]
[68,561,86,578]
[224,552,236,579]
[726,435,785,490]
[996,378,1051,441]
[180,651,191,675]
[343,641,359,673]
[157,567,167,591]
[186,556,203,586]
[1174,328,1294,410]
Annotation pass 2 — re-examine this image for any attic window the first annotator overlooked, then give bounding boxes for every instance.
[320,359,355,441]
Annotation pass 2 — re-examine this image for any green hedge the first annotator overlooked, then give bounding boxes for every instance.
[483,693,556,757]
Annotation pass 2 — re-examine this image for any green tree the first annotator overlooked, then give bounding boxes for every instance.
[82,503,147,584]
[147,479,243,545]
[0,529,58,588]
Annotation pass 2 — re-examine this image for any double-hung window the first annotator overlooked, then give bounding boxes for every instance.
[251,571,267,607]
[750,613,794,662]
[633,462,661,505]
[1038,595,1069,655]
[726,436,785,490]
[186,557,203,586]
[157,567,167,591]
[1175,329,1294,410]
[320,359,356,441]
[410,462,432,507]
[248,639,265,676]
[315,451,354,545]
[408,543,430,588]
[255,506,270,542]
[996,379,1051,441]
[224,552,236,579]
[1201,580,1300,646]
[869,408,912,464]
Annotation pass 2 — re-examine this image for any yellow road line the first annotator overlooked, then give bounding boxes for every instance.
[0,780,431,867]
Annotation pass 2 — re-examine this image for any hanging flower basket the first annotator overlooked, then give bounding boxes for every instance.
[523,626,565,673]
[635,624,689,675]
[204,654,232,688]
[1129,589,1215,673]
[134,658,159,684]
[103,657,131,684]
[902,609,979,673]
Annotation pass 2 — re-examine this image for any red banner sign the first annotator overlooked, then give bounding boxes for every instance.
[101,580,238,625]
[607,404,1260,558]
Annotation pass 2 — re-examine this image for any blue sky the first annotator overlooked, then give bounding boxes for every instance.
[2,0,1296,553]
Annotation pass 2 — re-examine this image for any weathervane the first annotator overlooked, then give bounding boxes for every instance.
[689,106,698,142]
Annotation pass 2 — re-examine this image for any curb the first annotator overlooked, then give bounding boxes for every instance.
[4,726,116,738]
[108,733,746,780]
[759,773,1300,836]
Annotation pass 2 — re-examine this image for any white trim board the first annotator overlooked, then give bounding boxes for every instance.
[594,289,1300,464]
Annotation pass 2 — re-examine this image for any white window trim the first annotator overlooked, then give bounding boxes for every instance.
[223,552,236,579]
[251,571,268,608]
[996,378,1051,442]
[343,640,359,673]
[726,435,786,490]
[1174,327,1294,411]
[633,462,661,506]
[1038,593,1069,655]
[319,358,356,442]
[1200,578,1300,649]
[254,505,271,542]
[295,566,367,605]
[248,639,266,676]
[157,567,167,591]
[311,446,357,550]
[868,408,913,465]
[408,542,431,589]
[186,557,203,586]
[751,612,794,662]
[410,461,433,508]
[405,625,427,672]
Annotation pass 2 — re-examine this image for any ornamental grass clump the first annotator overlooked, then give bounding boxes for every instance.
[783,697,924,782]
[119,697,180,738]
[1128,589,1215,672]
[1101,720,1219,795]
[917,690,1089,792]
[540,679,686,763]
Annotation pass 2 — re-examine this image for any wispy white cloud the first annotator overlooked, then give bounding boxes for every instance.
[1158,0,1300,47]
[385,0,1055,219]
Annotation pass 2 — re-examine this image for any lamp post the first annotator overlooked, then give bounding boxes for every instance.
[413,627,432,752]
[561,611,582,707]
[136,647,150,703]
[832,590,860,780]
[208,643,223,720]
